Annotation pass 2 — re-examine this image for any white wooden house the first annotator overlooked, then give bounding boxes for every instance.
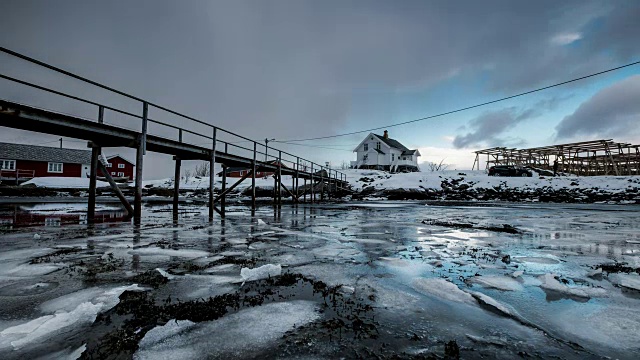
[351,131,421,172]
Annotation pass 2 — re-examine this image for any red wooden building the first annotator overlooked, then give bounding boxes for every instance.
[0,142,92,183]
[217,160,290,178]
[100,154,135,181]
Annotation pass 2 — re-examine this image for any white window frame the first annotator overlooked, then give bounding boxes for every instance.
[117,172,125,177]
[111,172,116,175]
[0,159,16,171]
[391,154,395,161]
[363,144,368,151]
[118,163,125,169]
[376,142,381,150]
[106,163,112,168]
[47,162,63,173]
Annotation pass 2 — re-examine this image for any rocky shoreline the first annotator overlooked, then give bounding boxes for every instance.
[351,176,640,204]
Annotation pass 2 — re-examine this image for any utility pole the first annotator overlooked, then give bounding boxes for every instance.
[264,138,275,162]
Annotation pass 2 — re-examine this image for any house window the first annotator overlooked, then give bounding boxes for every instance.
[106,163,112,168]
[48,162,63,173]
[111,172,116,175]
[117,172,125,177]
[392,154,395,161]
[240,170,244,176]
[118,164,125,169]
[0,159,16,171]
[376,142,381,150]
[364,144,368,151]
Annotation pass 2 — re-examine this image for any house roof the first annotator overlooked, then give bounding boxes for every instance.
[0,142,92,164]
[373,133,410,152]
[401,149,418,155]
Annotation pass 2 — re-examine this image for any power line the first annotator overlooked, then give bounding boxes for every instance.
[276,60,640,142]
[276,142,355,152]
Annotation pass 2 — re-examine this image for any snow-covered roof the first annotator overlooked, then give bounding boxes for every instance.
[0,142,91,164]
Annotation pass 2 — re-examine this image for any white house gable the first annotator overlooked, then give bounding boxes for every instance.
[352,130,421,172]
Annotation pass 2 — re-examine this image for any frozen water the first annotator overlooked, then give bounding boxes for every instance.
[240,264,282,282]
[611,273,640,291]
[411,278,475,305]
[134,301,319,360]
[470,276,523,291]
[1,302,102,350]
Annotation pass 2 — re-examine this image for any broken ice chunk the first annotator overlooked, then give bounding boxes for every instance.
[240,264,282,282]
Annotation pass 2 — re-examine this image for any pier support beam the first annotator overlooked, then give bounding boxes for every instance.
[134,102,148,225]
[221,165,227,212]
[173,156,181,214]
[251,142,257,210]
[88,146,100,223]
[209,128,217,220]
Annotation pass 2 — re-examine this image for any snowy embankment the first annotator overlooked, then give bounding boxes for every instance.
[345,169,640,203]
[21,177,111,189]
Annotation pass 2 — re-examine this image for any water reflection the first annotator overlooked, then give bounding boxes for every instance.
[0,204,128,229]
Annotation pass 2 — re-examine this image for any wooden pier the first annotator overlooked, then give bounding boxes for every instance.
[0,47,348,224]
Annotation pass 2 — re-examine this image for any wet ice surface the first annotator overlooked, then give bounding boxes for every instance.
[0,201,639,359]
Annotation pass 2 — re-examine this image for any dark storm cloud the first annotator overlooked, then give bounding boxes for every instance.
[1,0,639,176]
[555,75,640,139]
[452,106,538,149]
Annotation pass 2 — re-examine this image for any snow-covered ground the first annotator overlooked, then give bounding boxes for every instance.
[344,168,640,192]
[21,177,110,189]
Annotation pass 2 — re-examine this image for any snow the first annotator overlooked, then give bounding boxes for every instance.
[467,291,514,317]
[134,301,319,360]
[240,264,282,283]
[143,175,296,191]
[22,177,110,189]
[342,168,639,193]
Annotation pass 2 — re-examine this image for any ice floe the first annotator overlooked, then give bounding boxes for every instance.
[411,278,474,305]
[134,301,319,359]
[240,264,282,283]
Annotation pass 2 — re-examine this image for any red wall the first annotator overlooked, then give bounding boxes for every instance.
[226,171,274,178]
[99,156,134,180]
[15,160,82,177]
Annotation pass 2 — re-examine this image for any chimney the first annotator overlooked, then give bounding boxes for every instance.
[383,130,389,139]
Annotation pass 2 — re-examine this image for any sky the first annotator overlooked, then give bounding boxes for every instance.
[1,0,639,178]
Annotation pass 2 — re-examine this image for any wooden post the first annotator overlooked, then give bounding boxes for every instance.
[209,127,217,220]
[88,146,100,223]
[252,142,257,210]
[221,165,227,211]
[277,151,282,204]
[88,106,104,224]
[134,102,148,225]
[310,163,314,203]
[295,158,300,199]
[320,166,325,201]
[173,129,182,216]
[303,178,307,203]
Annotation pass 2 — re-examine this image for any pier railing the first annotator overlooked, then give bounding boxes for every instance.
[0,47,347,186]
